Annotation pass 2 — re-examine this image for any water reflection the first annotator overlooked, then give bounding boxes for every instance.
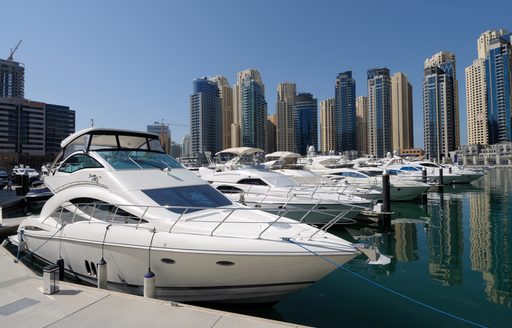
[469,169,512,307]
[426,193,464,287]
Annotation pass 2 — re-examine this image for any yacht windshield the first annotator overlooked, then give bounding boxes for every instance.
[143,185,232,213]
[97,150,182,170]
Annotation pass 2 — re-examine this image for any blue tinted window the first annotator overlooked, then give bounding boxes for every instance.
[143,185,232,213]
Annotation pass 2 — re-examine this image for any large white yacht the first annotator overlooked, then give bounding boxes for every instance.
[201,149,375,225]
[14,128,384,303]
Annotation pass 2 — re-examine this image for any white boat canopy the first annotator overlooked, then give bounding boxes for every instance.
[265,151,302,160]
[215,147,265,156]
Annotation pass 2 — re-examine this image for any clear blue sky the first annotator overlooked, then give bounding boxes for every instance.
[1,0,511,147]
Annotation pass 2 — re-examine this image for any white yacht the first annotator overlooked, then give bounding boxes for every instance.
[14,128,385,303]
[199,166,374,225]
[409,161,484,184]
[264,151,382,201]
[327,168,430,201]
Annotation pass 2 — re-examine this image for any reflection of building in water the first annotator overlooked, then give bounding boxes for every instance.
[427,196,464,286]
[469,185,512,306]
[394,223,419,262]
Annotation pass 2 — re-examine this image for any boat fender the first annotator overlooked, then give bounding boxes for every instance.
[18,230,26,253]
[144,270,156,298]
[97,258,108,289]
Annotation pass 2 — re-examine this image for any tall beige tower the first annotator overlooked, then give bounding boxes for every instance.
[477,29,509,60]
[320,98,336,153]
[465,59,488,145]
[466,29,508,146]
[211,76,233,150]
[391,72,414,151]
[355,96,369,154]
[266,114,277,153]
[276,82,297,152]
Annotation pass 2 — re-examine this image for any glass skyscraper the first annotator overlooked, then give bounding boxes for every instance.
[335,71,356,152]
[423,54,458,162]
[367,68,392,158]
[190,77,222,159]
[294,93,318,155]
[233,69,267,150]
[486,33,512,144]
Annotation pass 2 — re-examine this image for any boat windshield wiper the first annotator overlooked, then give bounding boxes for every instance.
[127,156,143,169]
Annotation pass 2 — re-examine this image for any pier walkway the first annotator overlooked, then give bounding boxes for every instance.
[0,246,301,328]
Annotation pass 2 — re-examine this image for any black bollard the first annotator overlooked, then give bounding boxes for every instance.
[438,168,444,192]
[56,257,65,281]
[422,168,427,183]
[379,170,391,229]
[21,172,30,195]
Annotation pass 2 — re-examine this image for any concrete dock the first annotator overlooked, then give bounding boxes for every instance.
[0,246,302,328]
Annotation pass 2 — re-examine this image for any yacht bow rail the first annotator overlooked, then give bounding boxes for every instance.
[43,201,358,240]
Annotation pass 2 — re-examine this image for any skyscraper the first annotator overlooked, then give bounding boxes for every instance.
[189,77,222,159]
[367,68,392,158]
[0,58,24,98]
[466,58,488,145]
[294,93,318,155]
[211,76,233,150]
[233,69,267,149]
[478,29,509,60]
[266,114,277,153]
[423,52,459,162]
[320,98,335,153]
[391,72,414,151]
[485,33,512,144]
[356,96,369,154]
[466,30,508,145]
[276,82,296,152]
[334,71,356,152]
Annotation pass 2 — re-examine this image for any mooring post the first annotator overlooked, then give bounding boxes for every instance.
[422,167,427,183]
[438,168,444,193]
[379,170,391,229]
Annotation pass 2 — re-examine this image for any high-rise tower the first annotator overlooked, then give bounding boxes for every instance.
[276,82,296,152]
[466,30,509,145]
[233,69,267,149]
[486,33,512,144]
[423,52,459,162]
[211,76,233,150]
[294,92,318,155]
[320,98,336,153]
[356,96,369,155]
[391,72,414,151]
[0,58,24,98]
[367,68,392,158]
[335,71,356,152]
[190,77,222,159]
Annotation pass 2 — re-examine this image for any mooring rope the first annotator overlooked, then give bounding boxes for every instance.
[284,238,487,328]
[15,225,66,263]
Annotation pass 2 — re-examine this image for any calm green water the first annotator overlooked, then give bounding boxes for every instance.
[211,168,512,327]
[4,169,511,327]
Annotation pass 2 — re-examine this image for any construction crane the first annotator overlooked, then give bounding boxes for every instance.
[7,40,22,61]
[153,119,189,154]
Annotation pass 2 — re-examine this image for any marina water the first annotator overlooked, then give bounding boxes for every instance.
[206,168,512,327]
[4,168,512,327]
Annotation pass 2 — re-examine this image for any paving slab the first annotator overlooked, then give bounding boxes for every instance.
[0,246,303,328]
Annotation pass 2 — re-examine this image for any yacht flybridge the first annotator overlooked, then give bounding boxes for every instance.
[14,128,387,303]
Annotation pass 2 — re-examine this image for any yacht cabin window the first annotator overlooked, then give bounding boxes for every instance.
[143,185,232,214]
[58,154,103,173]
[237,178,268,186]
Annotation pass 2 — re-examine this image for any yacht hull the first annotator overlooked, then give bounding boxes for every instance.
[21,225,358,303]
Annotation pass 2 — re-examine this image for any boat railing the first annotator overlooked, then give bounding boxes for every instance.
[46,201,357,240]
